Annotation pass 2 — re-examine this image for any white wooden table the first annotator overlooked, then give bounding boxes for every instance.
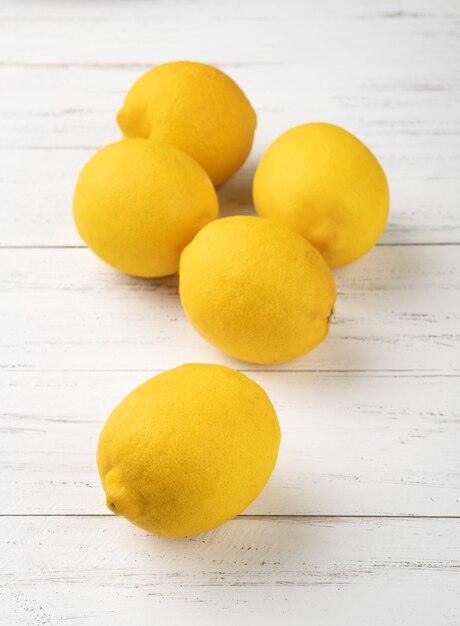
[1,1,459,624]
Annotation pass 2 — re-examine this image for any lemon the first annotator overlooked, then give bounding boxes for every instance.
[117,61,257,186]
[97,364,280,537]
[73,139,218,277]
[253,123,390,268]
[179,216,336,364]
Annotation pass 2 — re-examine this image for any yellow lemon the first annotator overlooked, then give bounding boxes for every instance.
[253,123,390,268]
[73,139,218,277]
[179,216,336,364]
[117,61,257,186]
[97,364,280,537]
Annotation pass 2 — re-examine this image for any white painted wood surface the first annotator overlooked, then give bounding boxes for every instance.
[2,246,459,372]
[2,370,459,516]
[1,0,459,624]
[2,517,459,626]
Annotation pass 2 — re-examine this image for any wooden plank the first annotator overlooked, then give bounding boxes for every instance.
[1,246,458,372]
[1,516,459,625]
[1,63,458,158]
[0,0,458,69]
[1,370,459,516]
[1,143,459,246]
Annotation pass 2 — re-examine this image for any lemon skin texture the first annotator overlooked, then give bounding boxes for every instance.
[179,216,336,364]
[253,123,390,268]
[97,364,281,537]
[73,139,218,277]
[117,61,257,186]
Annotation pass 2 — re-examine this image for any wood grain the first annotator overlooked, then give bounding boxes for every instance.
[0,0,459,247]
[1,246,458,372]
[1,145,459,247]
[1,516,459,625]
[1,370,459,516]
[1,0,460,622]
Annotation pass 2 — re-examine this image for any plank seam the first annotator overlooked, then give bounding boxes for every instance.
[1,243,459,249]
[1,514,459,520]
[1,369,458,376]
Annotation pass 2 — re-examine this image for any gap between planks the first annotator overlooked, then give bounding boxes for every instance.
[1,243,460,249]
[1,368,459,376]
[1,514,459,520]
[0,61,283,69]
